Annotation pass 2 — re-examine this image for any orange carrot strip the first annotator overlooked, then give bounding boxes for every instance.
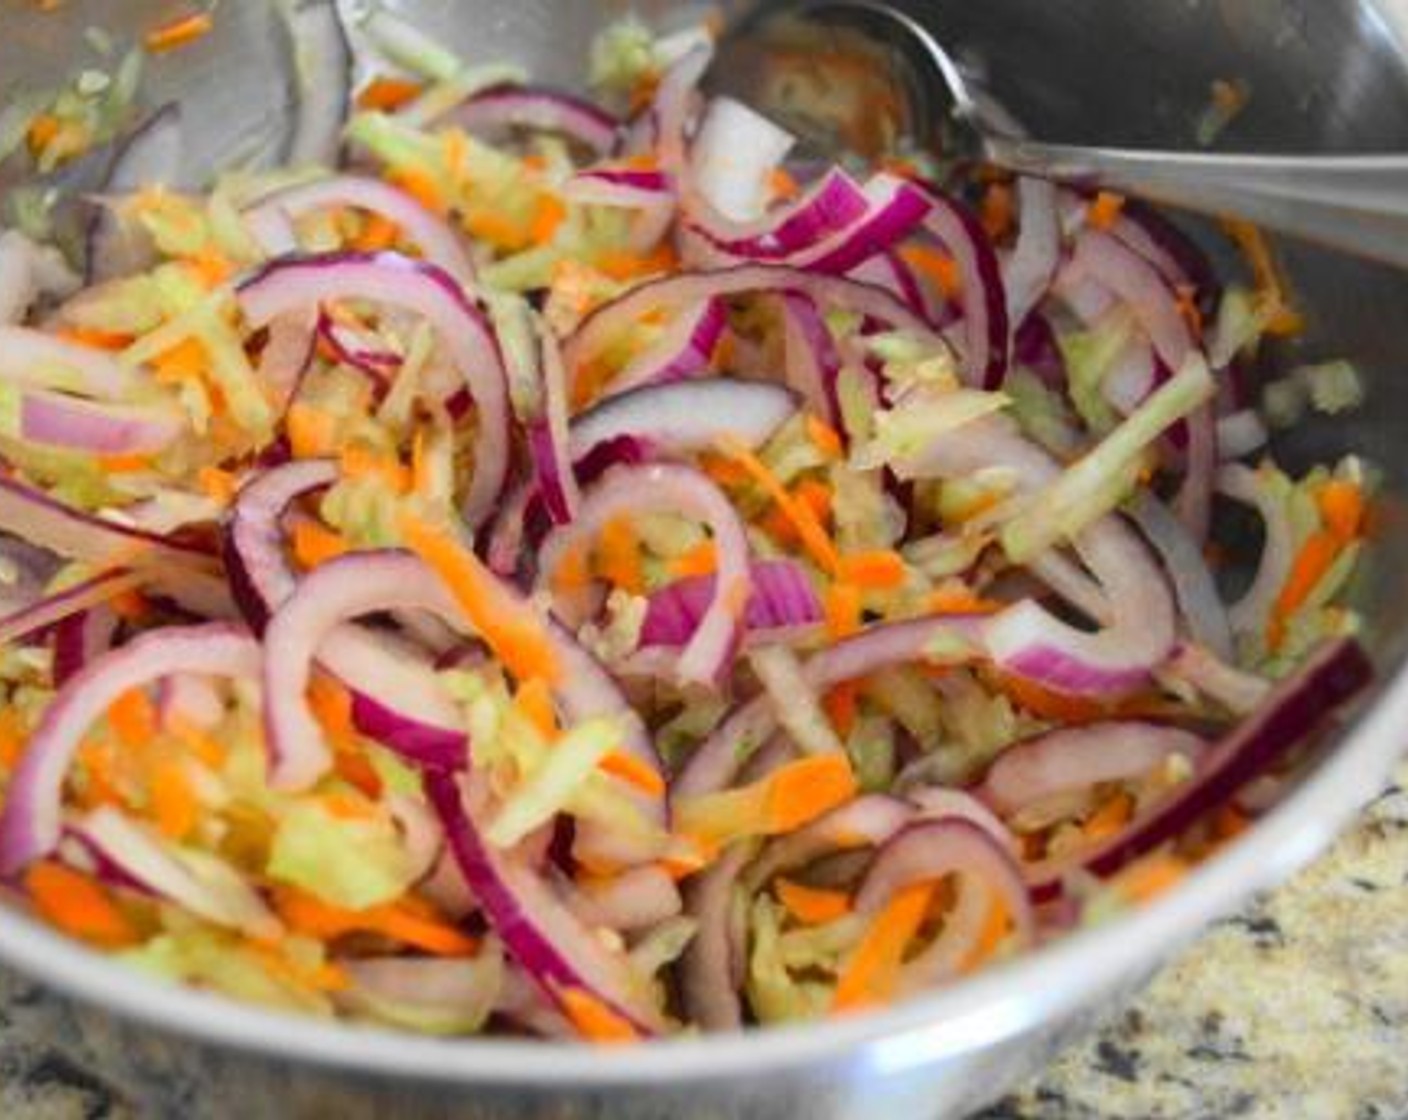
[513,677,558,740]
[1317,480,1365,543]
[824,582,862,640]
[598,516,644,595]
[99,453,152,474]
[805,415,844,460]
[822,681,859,738]
[57,326,132,350]
[530,195,568,244]
[765,754,858,833]
[768,167,800,202]
[832,883,934,1013]
[0,708,26,769]
[716,437,840,574]
[599,750,667,798]
[960,894,1010,974]
[273,888,479,957]
[145,11,213,54]
[351,211,401,253]
[1270,530,1340,641]
[340,445,410,492]
[1082,792,1133,843]
[109,589,149,622]
[980,183,1015,241]
[837,550,907,591]
[308,675,357,751]
[356,76,424,112]
[1087,191,1126,231]
[1222,219,1304,336]
[388,168,447,215]
[926,586,1003,615]
[400,514,561,683]
[557,985,640,1044]
[286,403,338,459]
[900,245,962,300]
[150,758,198,840]
[197,466,237,504]
[107,688,156,749]
[1115,853,1189,903]
[669,540,717,579]
[775,878,852,925]
[291,520,348,571]
[595,243,679,282]
[25,861,139,947]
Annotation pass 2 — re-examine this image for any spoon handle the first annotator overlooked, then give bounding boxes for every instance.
[986,137,1408,269]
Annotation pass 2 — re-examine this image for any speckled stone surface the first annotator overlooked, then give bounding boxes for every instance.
[1,765,1406,1119]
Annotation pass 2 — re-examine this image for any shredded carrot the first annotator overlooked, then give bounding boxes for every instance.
[1317,479,1365,543]
[99,453,152,475]
[837,550,907,591]
[150,336,208,386]
[356,76,424,112]
[599,750,667,798]
[25,113,61,154]
[513,677,559,741]
[1212,804,1251,842]
[766,754,858,833]
[167,715,226,767]
[717,437,840,574]
[388,168,448,215]
[107,688,156,749]
[333,748,382,799]
[340,444,410,492]
[824,582,862,640]
[805,416,844,460]
[196,465,237,504]
[1115,853,1189,903]
[597,516,644,595]
[77,738,124,810]
[400,514,561,683]
[1269,530,1340,648]
[145,11,213,54]
[551,540,593,598]
[557,985,639,1044]
[26,861,139,948]
[980,183,1015,241]
[150,758,198,841]
[291,520,349,571]
[109,589,149,622]
[248,942,350,993]
[960,894,1010,974]
[668,540,717,579]
[462,206,529,251]
[1087,191,1126,232]
[273,888,479,957]
[926,586,1003,615]
[1222,218,1304,336]
[823,681,859,738]
[776,878,852,925]
[1082,792,1133,843]
[57,326,132,350]
[530,195,568,244]
[768,167,800,202]
[351,211,401,253]
[899,243,963,301]
[285,403,337,458]
[308,675,357,752]
[186,249,233,290]
[832,883,934,1013]
[0,708,26,769]
[595,243,679,282]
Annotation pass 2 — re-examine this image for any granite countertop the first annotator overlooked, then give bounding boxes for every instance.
[0,764,1405,1120]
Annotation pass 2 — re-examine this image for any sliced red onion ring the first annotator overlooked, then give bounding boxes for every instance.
[0,569,135,650]
[528,329,580,525]
[743,795,914,891]
[1003,177,1060,331]
[0,622,261,876]
[237,252,507,524]
[568,377,797,464]
[0,231,78,325]
[1027,638,1372,896]
[921,190,1010,389]
[537,464,751,687]
[1111,199,1220,315]
[0,327,139,398]
[52,605,118,687]
[853,818,1034,948]
[244,177,475,284]
[780,292,842,424]
[69,806,279,937]
[87,104,183,282]
[283,0,353,169]
[977,722,1208,816]
[680,841,754,1031]
[850,250,930,322]
[675,615,984,798]
[261,550,466,789]
[444,85,619,157]
[0,476,213,569]
[155,671,226,731]
[564,264,942,399]
[1162,643,1271,717]
[1128,491,1233,660]
[682,167,869,260]
[1217,463,1292,641]
[258,312,319,411]
[339,946,505,1032]
[653,44,712,182]
[568,864,682,933]
[225,459,338,630]
[316,313,399,384]
[563,168,675,254]
[15,390,185,455]
[425,769,662,1035]
[1068,229,1194,370]
[639,559,822,650]
[609,297,729,395]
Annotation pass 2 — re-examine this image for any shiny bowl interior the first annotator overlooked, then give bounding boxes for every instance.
[1,1,1407,1116]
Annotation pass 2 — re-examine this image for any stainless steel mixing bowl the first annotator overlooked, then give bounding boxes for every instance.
[2,1,1408,1116]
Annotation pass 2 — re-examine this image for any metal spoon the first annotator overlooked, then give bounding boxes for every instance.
[710,0,1408,269]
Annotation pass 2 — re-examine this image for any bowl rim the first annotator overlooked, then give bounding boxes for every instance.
[0,662,1401,1087]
